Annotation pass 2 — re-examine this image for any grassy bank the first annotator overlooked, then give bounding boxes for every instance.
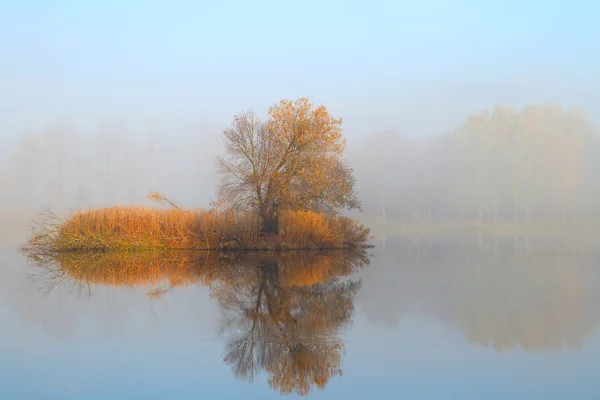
[24,206,371,253]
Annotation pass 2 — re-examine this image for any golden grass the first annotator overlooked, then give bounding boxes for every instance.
[24,206,371,253]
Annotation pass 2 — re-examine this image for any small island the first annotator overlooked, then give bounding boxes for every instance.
[23,98,371,254]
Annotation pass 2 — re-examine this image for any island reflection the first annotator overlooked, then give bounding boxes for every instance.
[27,250,369,396]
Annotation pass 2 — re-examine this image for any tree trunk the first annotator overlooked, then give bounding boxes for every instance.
[260,209,279,236]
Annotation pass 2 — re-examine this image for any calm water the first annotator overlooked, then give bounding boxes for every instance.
[1,236,600,399]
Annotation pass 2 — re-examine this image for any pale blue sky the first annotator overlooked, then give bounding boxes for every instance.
[1,0,599,145]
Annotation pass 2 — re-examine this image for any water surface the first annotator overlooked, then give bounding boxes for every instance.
[1,236,599,399]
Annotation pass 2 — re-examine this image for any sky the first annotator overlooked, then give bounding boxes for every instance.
[1,0,599,149]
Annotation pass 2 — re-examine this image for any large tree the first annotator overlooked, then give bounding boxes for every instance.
[216,98,361,233]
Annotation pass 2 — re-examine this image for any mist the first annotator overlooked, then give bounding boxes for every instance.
[347,105,600,231]
[2,1,600,247]
[4,3,600,398]
[356,236,600,352]
[0,118,223,245]
[2,102,600,246]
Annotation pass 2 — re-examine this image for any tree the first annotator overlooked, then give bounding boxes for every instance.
[216,98,361,234]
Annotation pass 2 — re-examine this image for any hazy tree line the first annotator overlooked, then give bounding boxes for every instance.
[350,105,600,225]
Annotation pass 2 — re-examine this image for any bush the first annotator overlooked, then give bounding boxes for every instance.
[279,210,370,249]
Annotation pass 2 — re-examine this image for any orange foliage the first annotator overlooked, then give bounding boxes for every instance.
[216,98,361,221]
[26,206,370,252]
[280,210,370,249]
[267,346,343,396]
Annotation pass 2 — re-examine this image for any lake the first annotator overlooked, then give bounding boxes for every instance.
[1,236,599,399]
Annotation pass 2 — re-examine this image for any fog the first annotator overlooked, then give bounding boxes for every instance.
[2,103,600,246]
[357,236,600,353]
[0,118,223,245]
[3,4,600,397]
[2,1,600,247]
[348,105,600,230]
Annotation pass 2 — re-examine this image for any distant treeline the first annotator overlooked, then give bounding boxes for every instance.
[351,105,600,225]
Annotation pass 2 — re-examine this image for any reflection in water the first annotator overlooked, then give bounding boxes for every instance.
[363,236,600,353]
[213,255,362,395]
[25,249,369,396]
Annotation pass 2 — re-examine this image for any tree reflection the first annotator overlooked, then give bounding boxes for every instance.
[361,236,600,353]
[23,248,368,396]
[211,253,363,395]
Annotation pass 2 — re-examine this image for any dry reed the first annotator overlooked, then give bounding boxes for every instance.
[23,206,371,253]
